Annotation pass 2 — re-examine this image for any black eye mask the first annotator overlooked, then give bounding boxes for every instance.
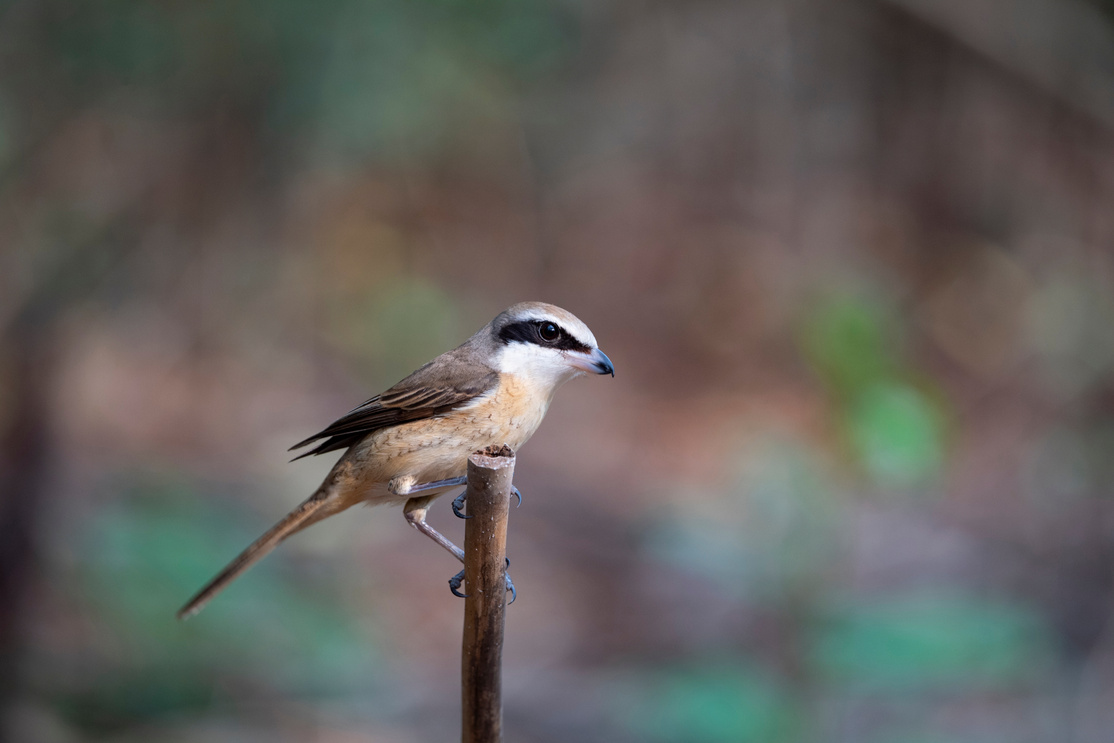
[497,320,592,353]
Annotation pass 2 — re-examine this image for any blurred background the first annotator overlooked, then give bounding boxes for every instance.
[3,0,1114,741]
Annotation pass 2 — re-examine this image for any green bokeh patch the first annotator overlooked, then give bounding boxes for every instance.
[810,593,1052,694]
[624,664,800,743]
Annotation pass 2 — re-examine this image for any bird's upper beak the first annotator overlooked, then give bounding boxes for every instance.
[568,347,615,376]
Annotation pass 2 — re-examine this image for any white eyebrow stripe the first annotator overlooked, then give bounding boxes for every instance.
[502,311,598,350]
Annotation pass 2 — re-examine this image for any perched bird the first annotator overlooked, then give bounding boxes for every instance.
[178,302,614,618]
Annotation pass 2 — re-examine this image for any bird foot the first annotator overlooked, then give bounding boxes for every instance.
[452,490,470,519]
[451,486,521,519]
[449,568,468,597]
[448,558,516,604]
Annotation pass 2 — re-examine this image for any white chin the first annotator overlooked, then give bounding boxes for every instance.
[497,343,580,385]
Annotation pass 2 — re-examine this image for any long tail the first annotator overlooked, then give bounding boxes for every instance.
[177,493,340,620]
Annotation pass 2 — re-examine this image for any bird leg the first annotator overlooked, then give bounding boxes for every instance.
[403,475,467,495]
[403,493,516,601]
[451,484,522,520]
[403,495,464,562]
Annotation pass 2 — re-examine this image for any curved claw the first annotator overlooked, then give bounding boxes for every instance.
[449,568,469,598]
[448,564,515,603]
[503,556,515,603]
[451,491,471,519]
[511,486,522,508]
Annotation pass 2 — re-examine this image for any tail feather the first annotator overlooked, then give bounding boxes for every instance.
[177,495,337,620]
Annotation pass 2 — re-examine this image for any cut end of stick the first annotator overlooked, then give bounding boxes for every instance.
[470,444,516,471]
[477,444,514,459]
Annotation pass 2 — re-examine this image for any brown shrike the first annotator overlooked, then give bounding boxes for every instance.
[178,302,614,618]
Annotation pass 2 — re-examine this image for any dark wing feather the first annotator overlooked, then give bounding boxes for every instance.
[289,352,498,460]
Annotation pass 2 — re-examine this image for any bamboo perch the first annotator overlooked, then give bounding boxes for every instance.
[461,445,515,743]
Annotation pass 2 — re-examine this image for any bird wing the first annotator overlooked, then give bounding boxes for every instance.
[288,352,499,460]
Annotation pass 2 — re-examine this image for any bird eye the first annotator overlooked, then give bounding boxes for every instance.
[539,322,560,342]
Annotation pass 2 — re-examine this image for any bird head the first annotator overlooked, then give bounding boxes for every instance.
[490,302,614,387]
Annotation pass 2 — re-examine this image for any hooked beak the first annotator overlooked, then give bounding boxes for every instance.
[568,347,615,377]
